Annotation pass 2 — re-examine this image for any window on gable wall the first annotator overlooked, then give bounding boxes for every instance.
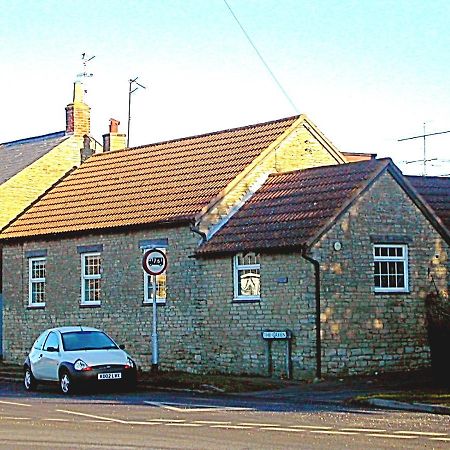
[373,244,409,293]
[28,257,46,307]
[81,253,102,305]
[143,248,167,304]
[233,253,261,300]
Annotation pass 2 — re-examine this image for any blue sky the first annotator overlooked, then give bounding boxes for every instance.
[1,0,449,175]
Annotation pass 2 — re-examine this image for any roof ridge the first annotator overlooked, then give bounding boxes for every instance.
[267,158,389,179]
[1,131,66,146]
[89,115,300,158]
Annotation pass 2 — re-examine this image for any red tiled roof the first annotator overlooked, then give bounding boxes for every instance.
[0,116,299,239]
[406,175,450,230]
[198,159,389,255]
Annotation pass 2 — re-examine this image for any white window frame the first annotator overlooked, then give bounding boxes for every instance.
[233,253,261,301]
[373,244,409,293]
[28,257,46,307]
[143,248,167,305]
[81,252,102,305]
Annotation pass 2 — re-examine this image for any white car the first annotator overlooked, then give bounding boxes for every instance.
[24,326,137,394]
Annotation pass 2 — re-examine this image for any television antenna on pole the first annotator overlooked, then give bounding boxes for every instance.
[398,123,450,175]
[127,76,147,147]
[77,53,96,80]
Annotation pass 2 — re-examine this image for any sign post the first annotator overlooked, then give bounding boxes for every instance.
[142,248,167,372]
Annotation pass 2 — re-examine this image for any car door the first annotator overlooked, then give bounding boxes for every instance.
[29,330,49,380]
[34,331,61,381]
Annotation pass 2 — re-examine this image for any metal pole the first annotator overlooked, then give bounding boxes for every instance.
[127,80,132,148]
[151,274,159,372]
[423,122,426,176]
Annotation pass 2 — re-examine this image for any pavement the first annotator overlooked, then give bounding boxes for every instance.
[228,370,450,416]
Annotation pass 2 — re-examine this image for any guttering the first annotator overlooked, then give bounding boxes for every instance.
[301,248,322,380]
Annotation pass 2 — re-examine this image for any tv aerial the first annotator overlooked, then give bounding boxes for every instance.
[77,53,96,80]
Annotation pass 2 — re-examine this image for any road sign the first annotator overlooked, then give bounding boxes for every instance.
[262,330,292,340]
[142,248,167,276]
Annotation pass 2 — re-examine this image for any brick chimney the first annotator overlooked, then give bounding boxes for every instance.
[102,118,126,152]
[65,81,90,136]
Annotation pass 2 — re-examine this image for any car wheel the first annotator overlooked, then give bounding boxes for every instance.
[59,371,74,395]
[24,367,37,391]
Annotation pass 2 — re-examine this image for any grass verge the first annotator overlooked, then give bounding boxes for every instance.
[138,370,286,393]
[352,391,450,407]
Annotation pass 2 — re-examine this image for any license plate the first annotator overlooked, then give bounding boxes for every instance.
[98,372,122,380]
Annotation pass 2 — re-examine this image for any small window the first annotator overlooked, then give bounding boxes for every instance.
[28,257,46,307]
[373,244,409,293]
[81,253,102,305]
[43,332,59,351]
[233,253,261,300]
[143,248,167,304]
[33,331,49,350]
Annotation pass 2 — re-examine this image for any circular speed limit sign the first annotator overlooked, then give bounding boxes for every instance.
[142,249,167,276]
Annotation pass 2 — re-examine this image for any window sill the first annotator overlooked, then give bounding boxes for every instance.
[27,304,45,310]
[142,301,166,306]
[373,290,410,295]
[80,303,101,308]
[232,298,261,304]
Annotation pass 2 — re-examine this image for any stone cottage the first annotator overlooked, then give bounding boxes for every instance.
[1,114,448,379]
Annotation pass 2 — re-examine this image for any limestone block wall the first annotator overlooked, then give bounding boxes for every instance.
[2,225,206,372]
[0,136,83,229]
[312,171,449,376]
[198,254,317,380]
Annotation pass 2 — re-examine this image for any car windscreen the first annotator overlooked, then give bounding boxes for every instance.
[61,331,118,351]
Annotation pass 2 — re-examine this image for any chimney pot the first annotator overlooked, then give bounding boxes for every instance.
[109,118,120,133]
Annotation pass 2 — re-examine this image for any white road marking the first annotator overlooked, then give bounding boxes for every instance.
[365,433,418,439]
[164,423,204,427]
[430,437,450,442]
[0,400,31,407]
[291,425,333,430]
[44,418,70,422]
[148,419,186,423]
[143,401,250,412]
[260,427,303,433]
[193,420,231,425]
[238,422,281,427]
[394,431,448,436]
[1,416,30,420]
[211,425,253,430]
[57,410,159,426]
[310,430,360,436]
[57,409,124,423]
[341,428,387,433]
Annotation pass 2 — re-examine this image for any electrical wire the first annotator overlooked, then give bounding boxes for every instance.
[223,0,298,113]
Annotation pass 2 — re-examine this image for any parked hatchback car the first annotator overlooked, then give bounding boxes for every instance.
[24,326,137,394]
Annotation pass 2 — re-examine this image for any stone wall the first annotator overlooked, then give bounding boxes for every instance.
[0,136,83,229]
[2,225,205,372]
[312,171,449,375]
[197,254,317,380]
[2,171,448,379]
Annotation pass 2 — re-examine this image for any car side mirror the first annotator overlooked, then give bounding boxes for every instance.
[119,344,125,350]
[47,346,59,353]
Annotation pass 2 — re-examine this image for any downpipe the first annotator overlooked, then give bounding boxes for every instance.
[301,249,322,380]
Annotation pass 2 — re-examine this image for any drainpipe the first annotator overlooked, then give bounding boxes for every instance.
[190,223,207,243]
[301,248,322,380]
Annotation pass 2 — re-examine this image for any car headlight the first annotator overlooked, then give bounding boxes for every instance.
[126,357,135,368]
[74,359,90,371]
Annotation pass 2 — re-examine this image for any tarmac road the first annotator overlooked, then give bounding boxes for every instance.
[0,381,449,449]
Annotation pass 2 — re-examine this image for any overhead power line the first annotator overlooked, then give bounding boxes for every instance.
[223,0,298,113]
